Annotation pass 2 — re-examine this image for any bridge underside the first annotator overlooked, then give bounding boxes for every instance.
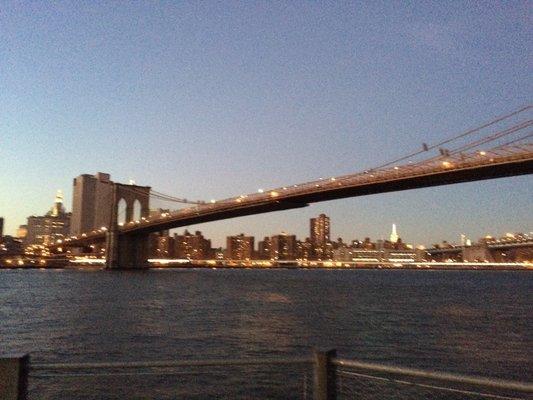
[124,157,533,236]
[276,158,533,205]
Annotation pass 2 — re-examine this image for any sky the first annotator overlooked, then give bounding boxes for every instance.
[0,1,531,247]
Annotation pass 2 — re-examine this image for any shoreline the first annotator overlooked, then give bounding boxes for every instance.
[1,264,531,271]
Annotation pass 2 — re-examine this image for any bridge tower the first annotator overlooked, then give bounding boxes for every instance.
[105,182,151,269]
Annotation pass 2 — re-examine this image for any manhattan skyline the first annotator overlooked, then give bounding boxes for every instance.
[1,2,531,246]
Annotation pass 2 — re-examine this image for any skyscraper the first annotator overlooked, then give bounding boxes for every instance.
[270,233,297,260]
[390,223,399,243]
[226,234,254,260]
[71,173,113,235]
[258,236,271,259]
[25,191,71,246]
[310,213,331,259]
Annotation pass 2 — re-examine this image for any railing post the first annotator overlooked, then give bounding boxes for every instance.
[313,348,337,400]
[0,354,30,400]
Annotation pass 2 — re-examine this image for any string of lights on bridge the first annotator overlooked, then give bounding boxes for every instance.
[57,105,532,245]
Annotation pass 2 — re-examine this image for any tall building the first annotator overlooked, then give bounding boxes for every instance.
[310,213,331,259]
[0,217,3,239]
[270,233,297,260]
[150,233,175,258]
[174,230,212,260]
[71,173,113,235]
[390,223,399,243]
[226,234,254,260]
[16,225,28,241]
[25,191,71,246]
[258,236,271,259]
[296,238,313,260]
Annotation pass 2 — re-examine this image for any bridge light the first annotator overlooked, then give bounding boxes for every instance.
[441,161,452,168]
[270,191,279,197]
[236,198,242,203]
[479,151,486,156]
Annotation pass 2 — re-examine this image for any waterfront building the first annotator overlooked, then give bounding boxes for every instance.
[24,191,71,247]
[71,173,112,235]
[258,236,271,259]
[149,233,175,258]
[310,213,331,259]
[174,230,212,260]
[296,238,313,260]
[0,235,23,256]
[270,233,297,260]
[226,234,254,260]
[0,217,3,238]
[16,225,28,240]
[332,244,352,261]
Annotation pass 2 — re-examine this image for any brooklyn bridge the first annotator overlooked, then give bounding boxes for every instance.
[53,107,533,269]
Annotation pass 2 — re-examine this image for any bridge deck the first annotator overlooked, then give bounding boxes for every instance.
[60,144,533,246]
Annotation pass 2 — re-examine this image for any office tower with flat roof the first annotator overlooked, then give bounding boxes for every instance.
[71,173,113,235]
[310,213,331,259]
[174,230,213,260]
[270,233,297,260]
[226,234,254,260]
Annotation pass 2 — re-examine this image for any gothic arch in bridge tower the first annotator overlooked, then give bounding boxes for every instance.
[117,198,127,226]
[132,199,142,222]
[114,183,151,225]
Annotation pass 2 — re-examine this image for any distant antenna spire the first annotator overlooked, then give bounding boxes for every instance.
[390,223,399,243]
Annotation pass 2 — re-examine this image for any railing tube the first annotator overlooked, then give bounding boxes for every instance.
[313,349,337,400]
[0,354,30,400]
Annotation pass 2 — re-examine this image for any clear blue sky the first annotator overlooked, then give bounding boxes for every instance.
[1,1,531,247]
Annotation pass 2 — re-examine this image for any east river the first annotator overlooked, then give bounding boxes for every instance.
[1,269,531,399]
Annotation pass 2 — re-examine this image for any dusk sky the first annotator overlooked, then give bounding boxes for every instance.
[1,1,531,247]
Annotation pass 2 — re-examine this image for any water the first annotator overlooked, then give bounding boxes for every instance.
[1,269,531,398]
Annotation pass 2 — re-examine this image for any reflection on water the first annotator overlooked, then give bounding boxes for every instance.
[1,269,531,397]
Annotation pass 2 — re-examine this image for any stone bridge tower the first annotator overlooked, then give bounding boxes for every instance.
[105,182,151,269]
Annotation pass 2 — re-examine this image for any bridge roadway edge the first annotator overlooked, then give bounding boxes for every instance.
[128,157,533,236]
[54,157,533,262]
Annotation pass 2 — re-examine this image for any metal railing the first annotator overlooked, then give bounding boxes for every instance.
[333,357,533,400]
[2,349,532,399]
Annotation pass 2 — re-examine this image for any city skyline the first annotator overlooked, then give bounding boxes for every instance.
[3,185,531,251]
[1,2,531,245]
